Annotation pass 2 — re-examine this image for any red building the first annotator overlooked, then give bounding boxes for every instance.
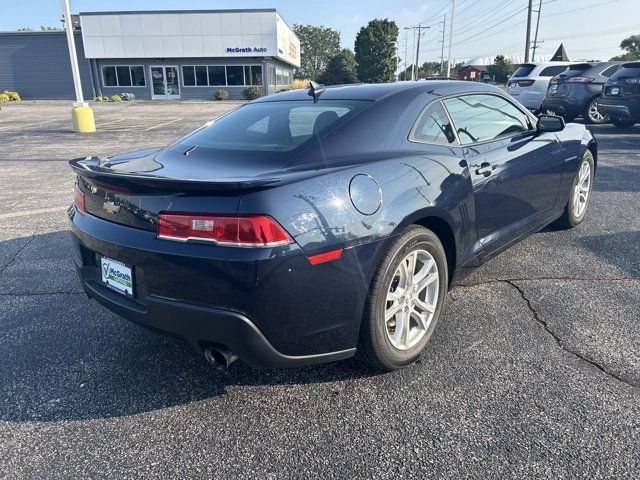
[458,65,489,82]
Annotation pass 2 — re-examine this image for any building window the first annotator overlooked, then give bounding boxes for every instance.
[182,65,263,87]
[102,66,145,87]
[226,66,244,86]
[195,66,208,86]
[208,66,226,86]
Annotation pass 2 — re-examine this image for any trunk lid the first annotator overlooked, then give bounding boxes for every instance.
[71,147,283,232]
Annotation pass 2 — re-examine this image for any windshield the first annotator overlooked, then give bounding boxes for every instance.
[178,101,368,152]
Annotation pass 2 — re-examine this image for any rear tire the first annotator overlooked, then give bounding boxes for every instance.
[611,118,636,128]
[356,226,448,371]
[556,150,594,229]
[583,97,608,125]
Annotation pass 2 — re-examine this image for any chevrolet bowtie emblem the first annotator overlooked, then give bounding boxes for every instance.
[103,201,121,214]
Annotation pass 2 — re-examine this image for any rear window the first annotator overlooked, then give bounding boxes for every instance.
[539,65,569,77]
[178,101,366,152]
[611,63,640,79]
[555,63,593,79]
[512,64,536,78]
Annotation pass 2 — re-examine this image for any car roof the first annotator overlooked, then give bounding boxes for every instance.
[253,81,501,103]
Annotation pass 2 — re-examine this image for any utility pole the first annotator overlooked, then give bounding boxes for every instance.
[403,27,414,79]
[525,0,533,62]
[403,29,409,80]
[439,14,446,74]
[61,0,95,133]
[414,24,429,80]
[446,0,456,78]
[531,0,543,62]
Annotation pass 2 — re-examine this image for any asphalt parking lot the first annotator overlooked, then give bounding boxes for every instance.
[0,100,639,478]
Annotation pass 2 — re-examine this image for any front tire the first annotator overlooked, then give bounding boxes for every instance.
[611,118,636,128]
[556,151,594,229]
[357,226,448,371]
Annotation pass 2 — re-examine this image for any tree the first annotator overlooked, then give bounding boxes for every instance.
[40,25,61,31]
[17,27,33,31]
[292,24,341,80]
[610,34,640,61]
[487,55,515,84]
[317,49,358,85]
[355,19,399,83]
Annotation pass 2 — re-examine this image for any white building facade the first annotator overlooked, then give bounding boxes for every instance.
[80,9,300,99]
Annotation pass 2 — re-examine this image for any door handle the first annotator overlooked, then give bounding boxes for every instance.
[475,162,495,177]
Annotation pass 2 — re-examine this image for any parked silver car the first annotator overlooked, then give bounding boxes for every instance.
[507,62,573,111]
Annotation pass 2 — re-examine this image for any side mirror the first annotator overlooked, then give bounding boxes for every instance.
[537,114,565,133]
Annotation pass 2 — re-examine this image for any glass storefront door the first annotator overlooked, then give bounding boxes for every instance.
[150,66,181,99]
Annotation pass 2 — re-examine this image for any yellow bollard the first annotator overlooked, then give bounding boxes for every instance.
[72,105,96,133]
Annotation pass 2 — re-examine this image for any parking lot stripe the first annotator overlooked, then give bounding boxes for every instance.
[144,117,184,131]
[0,119,59,131]
[0,206,68,219]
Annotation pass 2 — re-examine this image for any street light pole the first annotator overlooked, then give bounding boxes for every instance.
[61,0,95,132]
[525,0,533,62]
[446,0,456,78]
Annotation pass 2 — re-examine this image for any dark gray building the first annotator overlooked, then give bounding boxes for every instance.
[0,9,300,100]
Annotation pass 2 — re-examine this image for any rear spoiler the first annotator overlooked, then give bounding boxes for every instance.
[69,157,282,192]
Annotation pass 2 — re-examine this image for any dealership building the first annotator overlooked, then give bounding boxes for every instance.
[0,8,300,100]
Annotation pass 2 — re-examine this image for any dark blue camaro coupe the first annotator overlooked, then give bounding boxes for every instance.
[69,81,596,371]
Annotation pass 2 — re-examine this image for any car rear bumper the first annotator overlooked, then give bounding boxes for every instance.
[540,97,582,118]
[68,207,377,367]
[508,90,545,110]
[598,98,640,120]
[78,275,354,368]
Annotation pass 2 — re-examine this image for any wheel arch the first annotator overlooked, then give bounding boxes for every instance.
[411,214,457,286]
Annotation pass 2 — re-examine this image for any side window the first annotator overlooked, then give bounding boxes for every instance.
[443,94,532,145]
[601,65,620,77]
[539,65,569,77]
[411,101,457,144]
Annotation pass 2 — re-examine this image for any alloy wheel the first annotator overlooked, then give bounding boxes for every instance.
[588,100,606,123]
[384,249,439,351]
[573,160,591,217]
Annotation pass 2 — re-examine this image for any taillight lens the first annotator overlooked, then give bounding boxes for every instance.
[518,80,535,87]
[73,184,86,213]
[566,76,594,84]
[157,213,293,247]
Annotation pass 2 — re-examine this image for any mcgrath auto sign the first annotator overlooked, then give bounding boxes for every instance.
[226,47,268,54]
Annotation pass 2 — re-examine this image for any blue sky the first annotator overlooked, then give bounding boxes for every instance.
[5,0,640,64]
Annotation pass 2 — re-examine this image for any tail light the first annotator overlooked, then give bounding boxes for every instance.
[625,77,640,84]
[566,76,594,84]
[73,184,86,213]
[158,213,293,247]
[518,80,535,87]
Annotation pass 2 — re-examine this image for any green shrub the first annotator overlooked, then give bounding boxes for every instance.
[2,90,20,101]
[110,94,122,102]
[277,88,290,93]
[120,92,136,101]
[242,86,264,100]
[214,89,229,100]
[0,93,9,103]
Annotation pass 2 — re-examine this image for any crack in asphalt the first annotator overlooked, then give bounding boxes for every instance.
[457,276,638,287]
[0,232,36,277]
[505,279,639,392]
[453,278,639,391]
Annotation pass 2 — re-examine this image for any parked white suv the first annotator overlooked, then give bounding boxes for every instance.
[507,62,573,111]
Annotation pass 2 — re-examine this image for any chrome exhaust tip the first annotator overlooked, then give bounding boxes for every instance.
[204,346,238,370]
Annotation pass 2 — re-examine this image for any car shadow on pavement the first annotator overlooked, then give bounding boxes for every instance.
[0,232,378,423]
[577,231,640,278]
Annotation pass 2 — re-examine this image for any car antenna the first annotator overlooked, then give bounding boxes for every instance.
[308,81,325,103]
